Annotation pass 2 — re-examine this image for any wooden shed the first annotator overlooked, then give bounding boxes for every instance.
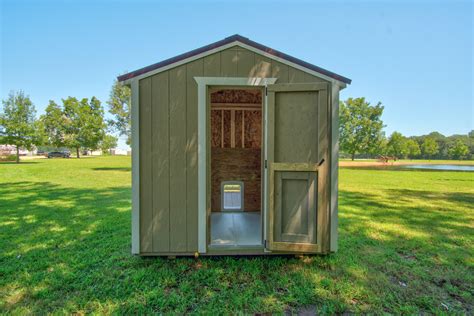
[118,35,351,256]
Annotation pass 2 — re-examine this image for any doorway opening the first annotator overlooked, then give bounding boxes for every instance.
[209,87,264,248]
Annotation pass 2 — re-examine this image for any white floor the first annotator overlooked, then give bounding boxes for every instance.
[210,212,262,247]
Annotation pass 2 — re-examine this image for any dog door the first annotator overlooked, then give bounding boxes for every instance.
[221,181,244,211]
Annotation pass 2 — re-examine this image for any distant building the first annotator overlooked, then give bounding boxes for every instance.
[109,148,129,155]
[0,144,36,156]
[82,149,103,156]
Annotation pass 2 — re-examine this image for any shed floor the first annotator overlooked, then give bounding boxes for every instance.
[210,212,262,247]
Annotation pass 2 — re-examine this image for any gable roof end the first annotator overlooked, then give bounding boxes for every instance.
[117,34,351,85]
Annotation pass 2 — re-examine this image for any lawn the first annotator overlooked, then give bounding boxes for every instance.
[1,156,473,313]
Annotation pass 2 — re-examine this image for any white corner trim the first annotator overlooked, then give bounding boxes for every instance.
[330,83,340,252]
[196,77,277,254]
[121,41,348,87]
[131,79,140,255]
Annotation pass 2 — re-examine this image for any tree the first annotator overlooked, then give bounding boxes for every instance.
[100,134,118,152]
[421,137,439,159]
[107,80,131,145]
[41,100,66,148]
[405,138,421,159]
[448,139,469,160]
[339,97,385,160]
[62,97,106,158]
[387,131,408,159]
[469,130,474,159]
[426,131,447,159]
[0,91,40,163]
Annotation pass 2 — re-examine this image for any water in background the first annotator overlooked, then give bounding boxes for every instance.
[403,164,474,171]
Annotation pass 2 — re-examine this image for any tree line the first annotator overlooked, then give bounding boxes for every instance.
[1,83,472,163]
[340,98,473,160]
[0,80,130,163]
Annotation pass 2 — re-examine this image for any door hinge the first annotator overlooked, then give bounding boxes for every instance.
[265,86,268,96]
[264,239,268,248]
[264,160,268,168]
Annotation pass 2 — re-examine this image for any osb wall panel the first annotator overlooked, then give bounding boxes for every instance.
[244,111,261,148]
[211,89,262,104]
[211,110,222,147]
[211,148,261,212]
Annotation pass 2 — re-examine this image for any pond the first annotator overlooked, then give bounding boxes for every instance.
[403,164,474,171]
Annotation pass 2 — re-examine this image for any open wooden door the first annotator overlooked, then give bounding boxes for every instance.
[266,83,329,253]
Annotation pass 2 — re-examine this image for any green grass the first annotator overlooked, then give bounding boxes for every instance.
[1,156,473,314]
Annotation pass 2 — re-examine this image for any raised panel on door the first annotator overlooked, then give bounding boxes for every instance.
[274,170,317,244]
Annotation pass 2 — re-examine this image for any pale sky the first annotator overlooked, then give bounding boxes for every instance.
[1,0,473,149]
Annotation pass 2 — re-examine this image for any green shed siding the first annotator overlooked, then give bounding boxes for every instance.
[138,46,331,254]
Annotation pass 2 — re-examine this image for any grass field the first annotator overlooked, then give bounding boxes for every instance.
[1,156,473,313]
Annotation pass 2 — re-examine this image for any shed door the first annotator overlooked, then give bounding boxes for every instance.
[266,83,328,253]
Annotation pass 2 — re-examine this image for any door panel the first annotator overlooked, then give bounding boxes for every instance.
[274,91,318,163]
[266,83,328,253]
[275,171,317,243]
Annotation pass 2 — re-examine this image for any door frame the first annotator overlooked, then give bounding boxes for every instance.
[194,77,277,254]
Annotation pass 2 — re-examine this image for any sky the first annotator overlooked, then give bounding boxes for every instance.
[1,0,473,149]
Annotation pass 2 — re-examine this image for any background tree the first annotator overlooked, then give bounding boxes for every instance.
[469,130,474,159]
[448,139,469,160]
[421,137,439,159]
[41,100,66,148]
[107,80,131,145]
[405,138,421,159]
[386,131,408,159]
[78,97,106,152]
[100,134,118,153]
[0,91,40,163]
[63,97,106,158]
[339,97,385,160]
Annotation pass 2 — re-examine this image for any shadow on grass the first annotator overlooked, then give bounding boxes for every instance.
[1,181,472,313]
[338,188,473,309]
[0,161,40,165]
[92,167,132,172]
[0,181,133,313]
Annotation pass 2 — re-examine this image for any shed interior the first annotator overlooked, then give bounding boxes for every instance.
[209,87,263,247]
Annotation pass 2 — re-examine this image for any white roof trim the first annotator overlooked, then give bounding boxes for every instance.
[122,41,347,88]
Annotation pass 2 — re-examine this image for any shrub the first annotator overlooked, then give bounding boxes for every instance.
[0,154,17,162]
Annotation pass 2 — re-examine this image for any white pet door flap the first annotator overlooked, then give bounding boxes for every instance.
[221,181,244,211]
